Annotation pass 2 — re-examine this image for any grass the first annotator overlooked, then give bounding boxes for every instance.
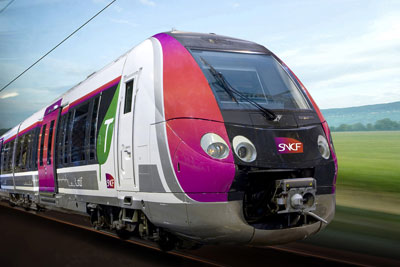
[305,132,400,260]
[332,131,400,194]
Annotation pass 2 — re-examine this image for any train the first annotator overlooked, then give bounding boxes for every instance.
[0,31,338,250]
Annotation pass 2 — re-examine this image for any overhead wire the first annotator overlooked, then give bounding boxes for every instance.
[0,0,116,94]
[0,0,14,14]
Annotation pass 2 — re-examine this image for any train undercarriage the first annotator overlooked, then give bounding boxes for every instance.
[3,192,201,251]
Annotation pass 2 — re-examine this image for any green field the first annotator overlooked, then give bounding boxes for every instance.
[332,131,400,193]
[304,132,400,261]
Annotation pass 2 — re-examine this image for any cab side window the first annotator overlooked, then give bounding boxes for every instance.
[124,80,134,114]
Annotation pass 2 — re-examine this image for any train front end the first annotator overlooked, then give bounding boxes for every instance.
[153,32,337,246]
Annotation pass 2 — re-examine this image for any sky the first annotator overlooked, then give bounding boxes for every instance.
[0,0,399,129]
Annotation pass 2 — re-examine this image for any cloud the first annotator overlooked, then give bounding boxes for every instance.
[139,0,155,6]
[91,0,108,4]
[110,18,138,28]
[0,92,18,99]
[274,14,400,108]
[114,5,123,13]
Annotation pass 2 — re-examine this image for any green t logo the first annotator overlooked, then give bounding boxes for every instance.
[103,118,114,153]
[97,82,120,165]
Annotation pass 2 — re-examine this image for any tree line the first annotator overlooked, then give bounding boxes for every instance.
[330,118,400,132]
[0,128,11,136]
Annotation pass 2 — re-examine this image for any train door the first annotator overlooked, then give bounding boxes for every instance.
[38,101,61,193]
[117,75,138,190]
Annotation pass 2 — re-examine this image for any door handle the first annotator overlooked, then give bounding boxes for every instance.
[123,146,131,157]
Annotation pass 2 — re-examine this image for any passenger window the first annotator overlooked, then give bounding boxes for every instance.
[0,142,3,173]
[57,115,65,167]
[71,103,89,164]
[64,112,71,165]
[21,134,28,171]
[23,133,31,170]
[39,124,46,166]
[89,96,100,161]
[6,140,14,173]
[0,142,7,173]
[15,135,23,172]
[124,80,134,114]
[30,128,40,170]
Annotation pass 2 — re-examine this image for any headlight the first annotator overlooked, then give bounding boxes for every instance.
[200,133,229,159]
[317,135,330,159]
[232,136,257,162]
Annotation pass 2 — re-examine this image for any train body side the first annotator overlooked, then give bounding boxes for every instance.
[0,32,337,247]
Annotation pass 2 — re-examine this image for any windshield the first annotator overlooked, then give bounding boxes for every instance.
[191,50,310,111]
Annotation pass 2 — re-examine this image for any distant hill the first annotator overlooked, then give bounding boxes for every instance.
[321,101,400,127]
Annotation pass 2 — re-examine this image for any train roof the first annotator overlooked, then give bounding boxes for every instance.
[166,31,271,54]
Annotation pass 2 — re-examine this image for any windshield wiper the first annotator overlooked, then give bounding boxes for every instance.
[199,57,238,104]
[200,57,277,121]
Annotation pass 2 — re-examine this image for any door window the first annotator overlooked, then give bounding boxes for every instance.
[124,80,134,114]
[39,124,46,166]
[47,120,55,165]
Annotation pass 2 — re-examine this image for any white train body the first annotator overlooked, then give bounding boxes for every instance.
[0,32,337,248]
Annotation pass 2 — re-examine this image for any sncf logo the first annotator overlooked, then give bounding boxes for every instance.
[275,137,303,154]
[106,173,115,189]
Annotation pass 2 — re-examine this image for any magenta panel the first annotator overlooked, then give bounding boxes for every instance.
[168,119,235,202]
[154,33,236,202]
[38,100,61,193]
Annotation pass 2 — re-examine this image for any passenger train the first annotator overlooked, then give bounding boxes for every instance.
[0,31,338,250]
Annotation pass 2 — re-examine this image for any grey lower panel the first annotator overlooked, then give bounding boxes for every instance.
[146,201,189,233]
[138,164,165,192]
[145,198,254,244]
[1,183,335,246]
[149,194,335,245]
[57,170,99,190]
[0,176,14,186]
[42,194,124,215]
[184,199,255,244]
[14,175,38,187]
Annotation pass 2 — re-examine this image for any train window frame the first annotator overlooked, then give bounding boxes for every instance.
[0,142,7,174]
[57,113,66,168]
[6,140,15,173]
[47,120,55,165]
[32,127,40,170]
[20,134,27,171]
[2,142,8,174]
[64,112,72,166]
[14,134,23,172]
[5,142,11,173]
[124,79,134,114]
[0,140,3,174]
[39,124,46,167]
[70,101,90,166]
[16,133,28,172]
[22,132,31,171]
[88,95,100,163]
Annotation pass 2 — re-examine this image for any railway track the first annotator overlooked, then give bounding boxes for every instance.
[1,201,398,266]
